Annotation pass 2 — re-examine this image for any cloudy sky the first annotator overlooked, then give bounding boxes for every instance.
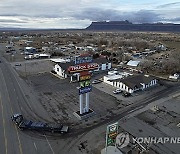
[0,0,180,29]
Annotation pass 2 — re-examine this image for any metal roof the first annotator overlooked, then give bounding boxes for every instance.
[120,75,156,89]
[127,60,140,67]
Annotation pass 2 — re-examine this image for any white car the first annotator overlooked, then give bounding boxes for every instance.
[92,79,102,84]
[113,89,122,94]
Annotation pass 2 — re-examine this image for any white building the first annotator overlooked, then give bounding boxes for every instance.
[34,53,51,59]
[51,58,70,63]
[169,73,180,80]
[127,60,140,67]
[104,71,133,86]
[54,62,73,78]
[24,47,36,54]
[93,57,111,71]
[53,57,111,81]
[104,74,123,86]
[104,74,158,93]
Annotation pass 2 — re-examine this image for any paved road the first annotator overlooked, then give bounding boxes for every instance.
[0,55,55,154]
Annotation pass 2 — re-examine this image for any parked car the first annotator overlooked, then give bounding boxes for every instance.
[113,89,122,94]
[122,92,131,97]
[92,79,102,84]
[15,63,21,66]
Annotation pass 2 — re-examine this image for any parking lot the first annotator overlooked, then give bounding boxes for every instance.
[92,81,167,105]
[26,73,126,130]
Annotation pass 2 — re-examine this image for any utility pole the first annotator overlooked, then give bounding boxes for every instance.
[25,62,27,78]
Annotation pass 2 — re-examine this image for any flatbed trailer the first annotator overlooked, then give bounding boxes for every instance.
[11,114,69,134]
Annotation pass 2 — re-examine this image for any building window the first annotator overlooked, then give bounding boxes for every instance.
[57,68,59,72]
[106,63,109,69]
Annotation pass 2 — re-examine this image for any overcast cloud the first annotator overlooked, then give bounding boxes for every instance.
[0,0,180,28]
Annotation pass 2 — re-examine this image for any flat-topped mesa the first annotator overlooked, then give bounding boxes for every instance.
[86,20,180,32]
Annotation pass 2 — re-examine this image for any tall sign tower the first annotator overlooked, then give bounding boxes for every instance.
[68,54,99,119]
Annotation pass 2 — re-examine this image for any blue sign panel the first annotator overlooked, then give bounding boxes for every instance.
[79,86,92,95]
[75,56,93,65]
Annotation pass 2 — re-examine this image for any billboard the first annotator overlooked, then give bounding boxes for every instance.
[106,122,119,147]
[68,63,99,73]
[80,75,91,81]
[75,55,93,65]
[79,86,92,95]
[80,71,91,81]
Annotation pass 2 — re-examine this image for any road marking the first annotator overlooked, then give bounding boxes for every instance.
[44,135,55,154]
[0,94,8,154]
[34,142,37,151]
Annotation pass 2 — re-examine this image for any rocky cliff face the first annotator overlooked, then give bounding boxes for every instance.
[86,21,180,32]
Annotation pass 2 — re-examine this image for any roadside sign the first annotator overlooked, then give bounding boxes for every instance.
[68,63,99,73]
[80,71,91,81]
[75,55,93,65]
[106,122,119,147]
[79,86,92,95]
[80,80,91,88]
[80,75,91,81]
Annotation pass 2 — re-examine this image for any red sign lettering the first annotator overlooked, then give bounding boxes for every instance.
[68,63,99,73]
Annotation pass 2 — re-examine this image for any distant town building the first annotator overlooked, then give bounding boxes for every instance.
[34,53,51,59]
[127,60,140,67]
[6,45,12,49]
[24,47,36,55]
[93,57,111,71]
[156,44,167,51]
[169,73,180,80]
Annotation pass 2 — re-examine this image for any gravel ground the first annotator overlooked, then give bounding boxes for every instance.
[12,59,54,76]
[26,73,124,129]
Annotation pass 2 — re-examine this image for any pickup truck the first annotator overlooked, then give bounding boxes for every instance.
[11,114,69,134]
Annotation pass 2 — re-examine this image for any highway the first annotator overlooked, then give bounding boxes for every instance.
[0,55,56,154]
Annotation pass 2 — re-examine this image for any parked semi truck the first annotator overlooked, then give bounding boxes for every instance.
[11,114,69,134]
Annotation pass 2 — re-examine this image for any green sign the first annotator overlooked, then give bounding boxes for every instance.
[80,80,91,88]
[106,122,118,147]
